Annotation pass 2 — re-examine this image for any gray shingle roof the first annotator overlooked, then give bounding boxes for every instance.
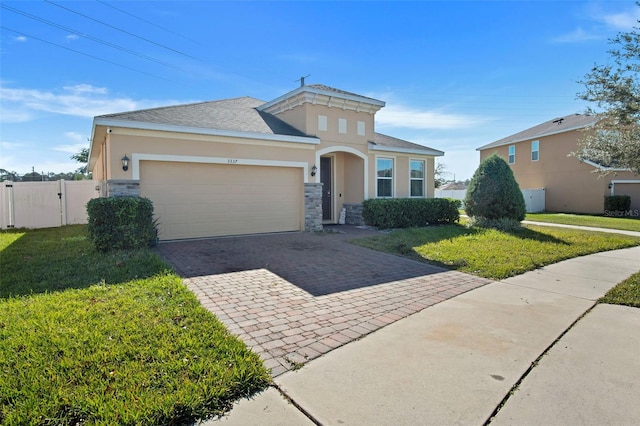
[477,113,597,150]
[97,97,307,137]
[373,133,444,155]
[96,91,441,155]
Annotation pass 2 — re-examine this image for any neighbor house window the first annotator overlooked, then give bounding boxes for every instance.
[376,157,393,197]
[318,115,327,132]
[410,160,425,197]
[531,140,539,161]
[357,120,365,136]
[338,118,347,134]
[508,145,515,164]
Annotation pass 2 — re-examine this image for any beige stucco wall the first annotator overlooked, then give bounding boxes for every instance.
[276,103,374,145]
[480,129,639,214]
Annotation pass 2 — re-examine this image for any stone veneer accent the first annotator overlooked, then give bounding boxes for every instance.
[304,183,323,232]
[106,180,140,197]
[344,203,365,226]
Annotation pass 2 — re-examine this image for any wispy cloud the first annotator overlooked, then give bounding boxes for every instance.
[0,84,175,122]
[376,104,489,130]
[65,34,79,42]
[64,131,85,143]
[54,143,88,154]
[14,36,27,43]
[551,27,602,44]
[599,8,640,30]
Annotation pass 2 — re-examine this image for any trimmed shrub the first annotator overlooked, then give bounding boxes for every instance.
[362,198,460,229]
[604,195,631,212]
[466,216,523,232]
[87,197,156,252]
[465,154,526,222]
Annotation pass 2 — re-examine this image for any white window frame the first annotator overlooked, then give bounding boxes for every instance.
[376,156,394,198]
[318,115,327,132]
[357,120,365,136]
[508,145,515,164]
[338,118,347,134]
[409,159,425,198]
[531,140,539,161]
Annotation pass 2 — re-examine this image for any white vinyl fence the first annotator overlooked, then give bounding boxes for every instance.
[1,180,101,229]
[435,188,546,213]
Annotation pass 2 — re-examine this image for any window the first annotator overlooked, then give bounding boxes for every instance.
[508,145,515,164]
[410,160,424,197]
[338,118,347,134]
[318,115,327,132]
[376,157,393,197]
[357,121,365,136]
[531,140,539,161]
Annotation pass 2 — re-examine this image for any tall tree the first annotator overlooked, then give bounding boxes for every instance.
[575,3,640,175]
[71,147,90,178]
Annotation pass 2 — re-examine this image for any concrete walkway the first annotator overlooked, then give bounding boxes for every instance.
[209,243,640,425]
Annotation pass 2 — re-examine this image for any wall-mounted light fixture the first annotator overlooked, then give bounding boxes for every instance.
[608,182,612,189]
[311,164,317,177]
[122,155,130,171]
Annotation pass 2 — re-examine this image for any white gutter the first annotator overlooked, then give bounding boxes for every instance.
[368,142,444,156]
[93,118,321,145]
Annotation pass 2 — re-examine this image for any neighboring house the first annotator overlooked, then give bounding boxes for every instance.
[477,113,640,214]
[88,84,444,240]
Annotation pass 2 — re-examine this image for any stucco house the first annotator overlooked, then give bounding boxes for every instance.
[477,113,640,214]
[88,84,444,240]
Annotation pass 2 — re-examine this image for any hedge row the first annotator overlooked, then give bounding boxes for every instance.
[604,195,631,212]
[362,198,460,229]
[87,197,156,252]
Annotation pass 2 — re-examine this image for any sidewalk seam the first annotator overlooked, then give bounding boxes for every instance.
[482,301,598,425]
[272,384,323,426]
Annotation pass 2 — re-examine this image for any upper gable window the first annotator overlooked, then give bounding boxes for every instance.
[338,118,347,134]
[531,140,539,161]
[357,121,365,136]
[508,145,515,164]
[318,115,327,132]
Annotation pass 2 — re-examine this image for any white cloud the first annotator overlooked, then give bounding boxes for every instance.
[64,131,85,143]
[66,34,79,42]
[551,27,601,44]
[0,84,173,121]
[54,144,87,154]
[600,8,640,30]
[376,104,489,130]
[14,36,27,43]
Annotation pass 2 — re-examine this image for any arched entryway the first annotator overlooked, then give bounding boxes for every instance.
[315,147,368,224]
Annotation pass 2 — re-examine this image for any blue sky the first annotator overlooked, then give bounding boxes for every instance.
[1,1,638,180]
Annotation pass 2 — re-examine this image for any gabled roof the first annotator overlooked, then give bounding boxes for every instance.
[477,113,597,151]
[91,87,442,156]
[371,133,444,156]
[96,97,307,137]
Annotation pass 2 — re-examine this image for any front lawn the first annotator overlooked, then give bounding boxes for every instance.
[0,226,270,425]
[600,272,640,308]
[525,212,640,232]
[353,224,640,280]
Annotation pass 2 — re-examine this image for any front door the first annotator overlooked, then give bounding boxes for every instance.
[321,157,332,221]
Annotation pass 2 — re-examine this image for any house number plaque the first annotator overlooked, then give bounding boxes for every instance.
[227,159,238,164]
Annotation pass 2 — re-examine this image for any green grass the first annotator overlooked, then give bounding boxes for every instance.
[525,212,640,232]
[353,224,640,280]
[599,272,640,308]
[0,226,270,425]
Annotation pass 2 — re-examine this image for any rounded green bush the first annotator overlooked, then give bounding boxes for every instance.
[465,154,526,222]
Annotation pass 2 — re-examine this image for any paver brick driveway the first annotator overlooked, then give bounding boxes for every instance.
[157,226,492,376]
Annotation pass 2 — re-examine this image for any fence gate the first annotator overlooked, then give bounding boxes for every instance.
[1,180,101,229]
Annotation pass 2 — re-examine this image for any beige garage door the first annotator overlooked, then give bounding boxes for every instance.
[140,161,303,240]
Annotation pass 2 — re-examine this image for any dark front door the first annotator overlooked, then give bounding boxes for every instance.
[321,157,332,221]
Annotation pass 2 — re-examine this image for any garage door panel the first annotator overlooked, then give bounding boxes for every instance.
[140,162,302,240]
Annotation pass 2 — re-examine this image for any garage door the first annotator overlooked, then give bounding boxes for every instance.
[140,161,303,240]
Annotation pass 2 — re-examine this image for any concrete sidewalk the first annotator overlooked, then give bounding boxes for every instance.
[211,245,640,425]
